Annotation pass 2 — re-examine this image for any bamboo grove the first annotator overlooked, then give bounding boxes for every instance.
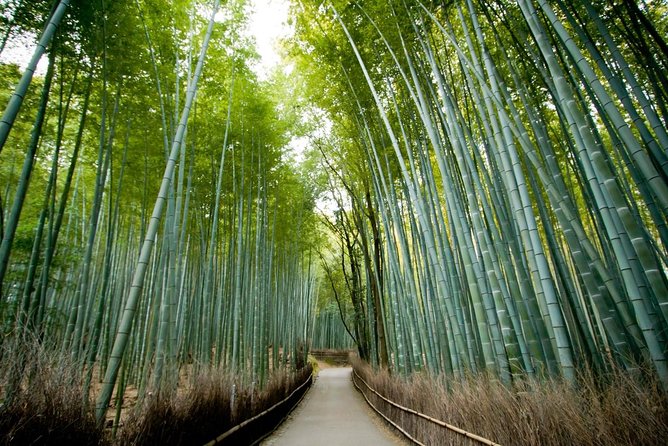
[1,0,668,437]
[290,0,668,388]
[0,0,318,427]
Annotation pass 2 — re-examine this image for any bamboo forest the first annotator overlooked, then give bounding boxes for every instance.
[0,0,667,444]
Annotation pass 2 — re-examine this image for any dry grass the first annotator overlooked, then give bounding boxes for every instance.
[0,336,312,445]
[117,364,313,445]
[352,357,668,446]
[0,336,105,446]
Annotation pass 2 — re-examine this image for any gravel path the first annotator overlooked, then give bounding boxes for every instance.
[262,367,406,446]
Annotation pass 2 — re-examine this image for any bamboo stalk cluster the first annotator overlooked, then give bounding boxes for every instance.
[295,0,668,387]
[0,0,317,428]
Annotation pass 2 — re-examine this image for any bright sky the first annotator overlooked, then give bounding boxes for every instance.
[247,0,316,166]
[247,0,293,78]
[0,31,44,73]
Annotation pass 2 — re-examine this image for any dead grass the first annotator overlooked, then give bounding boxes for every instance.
[116,364,313,445]
[352,357,668,446]
[0,336,105,446]
[0,335,312,445]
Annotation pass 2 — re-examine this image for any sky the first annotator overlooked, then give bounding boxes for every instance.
[247,0,293,78]
[247,0,315,166]
[0,31,44,72]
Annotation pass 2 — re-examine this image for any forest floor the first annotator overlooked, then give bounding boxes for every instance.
[262,366,407,446]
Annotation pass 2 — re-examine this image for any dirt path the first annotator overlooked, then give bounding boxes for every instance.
[262,367,406,446]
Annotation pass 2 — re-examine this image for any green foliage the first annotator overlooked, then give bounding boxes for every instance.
[2,0,667,441]
[289,0,668,388]
[0,0,320,434]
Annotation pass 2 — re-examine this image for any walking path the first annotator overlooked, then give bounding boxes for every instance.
[263,367,406,445]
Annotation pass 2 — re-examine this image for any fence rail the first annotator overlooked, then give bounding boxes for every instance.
[352,369,501,446]
[203,372,313,445]
[311,349,354,366]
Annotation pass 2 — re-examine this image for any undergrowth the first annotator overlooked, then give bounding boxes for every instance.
[352,357,668,446]
[0,336,104,446]
[117,363,312,445]
[0,337,312,445]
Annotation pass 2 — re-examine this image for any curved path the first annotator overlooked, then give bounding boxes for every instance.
[263,367,406,445]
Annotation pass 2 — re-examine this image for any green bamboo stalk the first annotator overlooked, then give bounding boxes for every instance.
[0,49,55,308]
[0,0,70,155]
[95,0,220,422]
